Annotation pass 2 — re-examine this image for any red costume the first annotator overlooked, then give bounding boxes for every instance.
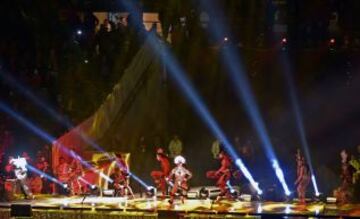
[335,150,354,203]
[206,151,232,197]
[112,156,134,198]
[168,155,192,204]
[151,152,171,196]
[295,152,310,204]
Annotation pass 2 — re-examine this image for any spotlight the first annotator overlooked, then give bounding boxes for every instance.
[224,37,229,42]
[88,184,100,196]
[229,188,238,198]
[77,29,82,35]
[281,37,288,50]
[146,186,156,198]
[329,38,336,51]
[63,183,69,189]
[84,59,89,64]
[199,187,209,199]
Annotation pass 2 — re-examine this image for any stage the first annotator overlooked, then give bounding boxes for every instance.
[1,195,360,218]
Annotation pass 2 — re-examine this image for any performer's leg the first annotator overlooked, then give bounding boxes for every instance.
[151,171,167,195]
[19,179,33,199]
[169,184,178,204]
[299,182,306,203]
[125,181,135,199]
[216,173,230,201]
[297,184,301,202]
[180,182,188,204]
[159,177,167,196]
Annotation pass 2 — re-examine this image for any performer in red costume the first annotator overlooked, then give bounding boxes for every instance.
[206,149,232,200]
[334,150,354,203]
[167,155,192,205]
[113,155,135,199]
[295,151,310,204]
[151,148,171,197]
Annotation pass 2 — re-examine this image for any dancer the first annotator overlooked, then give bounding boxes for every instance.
[113,156,135,199]
[294,152,310,204]
[151,148,170,197]
[334,150,354,203]
[69,158,83,195]
[10,157,33,199]
[167,155,192,205]
[206,149,232,200]
[55,157,71,195]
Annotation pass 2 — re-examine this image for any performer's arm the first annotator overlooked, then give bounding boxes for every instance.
[185,169,192,180]
[167,169,174,181]
[216,165,227,176]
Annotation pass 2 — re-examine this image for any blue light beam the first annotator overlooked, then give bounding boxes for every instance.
[27,165,63,186]
[0,101,112,184]
[118,0,262,194]
[0,69,111,155]
[197,0,291,195]
[279,53,320,196]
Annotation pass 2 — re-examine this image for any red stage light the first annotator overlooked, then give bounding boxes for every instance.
[281,38,287,43]
[330,38,335,44]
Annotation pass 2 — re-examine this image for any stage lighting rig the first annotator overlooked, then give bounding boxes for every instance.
[88,184,100,196]
[146,186,157,199]
[199,187,210,199]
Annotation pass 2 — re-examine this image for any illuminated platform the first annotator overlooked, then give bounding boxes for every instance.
[1,195,360,218]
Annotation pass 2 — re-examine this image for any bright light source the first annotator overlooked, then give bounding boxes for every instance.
[312,175,320,197]
[77,30,82,35]
[235,159,262,195]
[63,183,69,189]
[330,38,335,44]
[282,38,287,43]
[272,159,291,196]
[84,59,89,64]
[90,185,97,190]
[285,204,291,214]
[224,37,229,42]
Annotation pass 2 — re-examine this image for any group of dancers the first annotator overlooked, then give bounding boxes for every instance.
[150,146,348,205]
[5,144,359,205]
[150,147,239,204]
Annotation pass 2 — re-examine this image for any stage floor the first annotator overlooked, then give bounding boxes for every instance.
[2,195,360,218]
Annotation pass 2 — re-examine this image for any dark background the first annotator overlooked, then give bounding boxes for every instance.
[0,0,359,196]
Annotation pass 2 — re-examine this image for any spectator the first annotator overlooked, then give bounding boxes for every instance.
[168,135,183,158]
[211,139,220,159]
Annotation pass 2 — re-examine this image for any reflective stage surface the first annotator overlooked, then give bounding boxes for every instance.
[1,196,360,218]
